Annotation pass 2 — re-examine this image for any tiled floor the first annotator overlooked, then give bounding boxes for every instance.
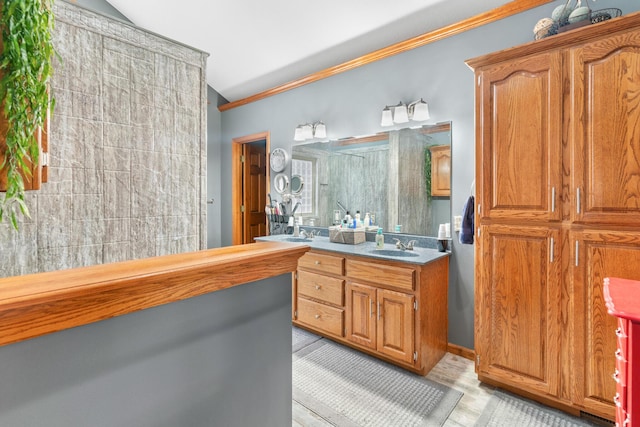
[293,352,495,426]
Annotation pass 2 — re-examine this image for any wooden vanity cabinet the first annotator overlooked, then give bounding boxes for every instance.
[295,252,345,338]
[468,13,640,421]
[294,249,448,375]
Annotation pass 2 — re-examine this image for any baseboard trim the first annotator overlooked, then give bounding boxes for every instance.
[447,343,475,361]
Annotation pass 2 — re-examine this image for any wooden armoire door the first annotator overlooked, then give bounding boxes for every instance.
[476,51,562,222]
[570,28,640,226]
[476,224,561,397]
[573,230,640,420]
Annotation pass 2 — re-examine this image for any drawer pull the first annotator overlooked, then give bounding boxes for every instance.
[314,314,321,319]
[315,261,321,265]
[315,285,321,290]
[370,299,374,317]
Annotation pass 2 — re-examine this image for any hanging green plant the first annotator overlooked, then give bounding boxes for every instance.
[0,0,56,230]
[424,146,432,201]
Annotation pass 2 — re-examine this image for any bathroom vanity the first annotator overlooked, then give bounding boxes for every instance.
[259,235,449,375]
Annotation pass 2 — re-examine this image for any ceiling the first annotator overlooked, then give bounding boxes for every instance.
[105,0,515,103]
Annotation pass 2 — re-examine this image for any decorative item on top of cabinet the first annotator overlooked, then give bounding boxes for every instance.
[467,11,640,422]
[293,249,448,375]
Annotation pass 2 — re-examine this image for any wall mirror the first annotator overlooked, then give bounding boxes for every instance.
[273,173,289,194]
[291,174,304,196]
[291,122,451,237]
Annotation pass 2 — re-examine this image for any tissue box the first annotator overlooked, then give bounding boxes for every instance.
[329,227,365,245]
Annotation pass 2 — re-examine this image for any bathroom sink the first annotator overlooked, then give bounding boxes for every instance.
[284,237,312,242]
[370,249,419,257]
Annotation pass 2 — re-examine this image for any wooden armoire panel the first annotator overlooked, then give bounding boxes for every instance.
[570,28,640,226]
[476,224,561,396]
[573,229,640,420]
[477,51,562,222]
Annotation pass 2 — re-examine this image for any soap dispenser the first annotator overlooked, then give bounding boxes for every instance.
[376,228,384,249]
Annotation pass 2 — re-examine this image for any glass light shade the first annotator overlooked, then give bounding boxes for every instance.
[302,124,313,140]
[412,99,430,122]
[294,126,305,141]
[380,107,393,126]
[393,103,409,123]
[314,122,326,138]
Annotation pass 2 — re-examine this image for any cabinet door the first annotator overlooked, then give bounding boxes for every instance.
[429,145,451,197]
[572,229,640,420]
[377,289,414,364]
[345,282,377,350]
[476,51,562,222]
[476,224,561,396]
[570,29,640,226]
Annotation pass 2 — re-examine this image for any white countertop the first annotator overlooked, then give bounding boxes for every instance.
[255,234,449,265]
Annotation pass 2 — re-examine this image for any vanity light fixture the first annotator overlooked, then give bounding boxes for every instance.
[380,99,430,126]
[294,121,327,141]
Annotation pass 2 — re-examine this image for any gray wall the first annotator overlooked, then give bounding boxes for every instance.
[0,1,208,277]
[219,0,640,349]
[0,275,293,427]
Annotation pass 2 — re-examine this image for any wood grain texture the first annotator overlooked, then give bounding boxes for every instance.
[297,296,345,337]
[0,242,308,347]
[476,50,562,222]
[346,258,415,291]
[570,27,640,226]
[572,229,640,420]
[297,270,344,306]
[219,0,553,111]
[298,251,345,276]
[294,248,448,375]
[345,282,377,350]
[232,131,270,245]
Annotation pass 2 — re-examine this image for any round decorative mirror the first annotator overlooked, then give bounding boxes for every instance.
[291,174,304,196]
[273,173,289,194]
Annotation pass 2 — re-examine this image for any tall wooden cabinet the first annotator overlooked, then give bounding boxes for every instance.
[468,12,640,421]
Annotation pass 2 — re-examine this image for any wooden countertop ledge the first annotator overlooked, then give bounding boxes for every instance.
[0,242,309,347]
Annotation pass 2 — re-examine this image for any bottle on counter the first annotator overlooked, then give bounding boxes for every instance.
[364,212,371,227]
[376,228,384,249]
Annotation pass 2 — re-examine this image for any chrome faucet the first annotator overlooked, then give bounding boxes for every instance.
[300,229,316,239]
[394,239,417,251]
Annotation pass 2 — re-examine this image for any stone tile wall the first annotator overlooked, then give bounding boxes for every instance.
[0,2,207,277]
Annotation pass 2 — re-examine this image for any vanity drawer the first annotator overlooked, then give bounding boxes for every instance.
[298,270,344,306]
[299,252,344,276]
[346,259,415,291]
[297,297,344,337]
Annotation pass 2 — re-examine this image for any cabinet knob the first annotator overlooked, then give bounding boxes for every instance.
[315,261,320,265]
[315,285,321,290]
[314,314,320,319]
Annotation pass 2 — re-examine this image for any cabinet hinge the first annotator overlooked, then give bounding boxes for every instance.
[413,300,418,311]
[476,355,480,367]
[294,272,298,280]
[413,351,418,362]
[240,155,245,163]
[294,311,297,318]
[41,152,49,166]
[240,205,245,213]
